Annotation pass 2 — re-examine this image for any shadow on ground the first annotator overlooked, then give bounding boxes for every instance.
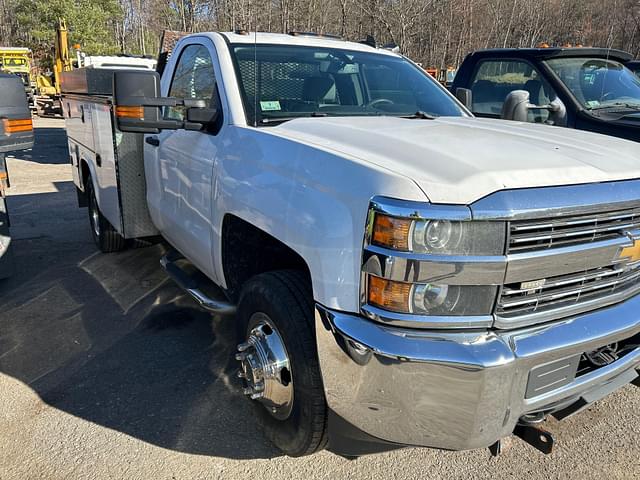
[0,240,279,460]
[0,122,280,460]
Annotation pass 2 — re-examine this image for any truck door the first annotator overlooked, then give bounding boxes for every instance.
[145,41,223,280]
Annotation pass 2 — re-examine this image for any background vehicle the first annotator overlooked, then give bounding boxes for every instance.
[35,19,158,116]
[626,60,640,78]
[452,47,640,142]
[0,73,34,278]
[63,32,640,458]
[0,47,35,108]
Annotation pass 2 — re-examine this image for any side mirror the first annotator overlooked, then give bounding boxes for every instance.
[113,71,212,133]
[548,98,567,127]
[0,74,34,153]
[501,90,530,122]
[185,107,219,130]
[114,70,169,134]
[502,90,568,126]
[455,88,473,110]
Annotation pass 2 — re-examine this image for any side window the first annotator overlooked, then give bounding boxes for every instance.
[470,59,556,122]
[165,44,218,122]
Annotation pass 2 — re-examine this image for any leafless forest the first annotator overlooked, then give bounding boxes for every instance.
[2,0,640,69]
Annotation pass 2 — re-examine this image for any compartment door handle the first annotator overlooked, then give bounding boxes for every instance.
[145,136,160,147]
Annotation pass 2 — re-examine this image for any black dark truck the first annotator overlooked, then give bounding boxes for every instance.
[0,73,34,278]
[627,60,640,78]
[452,48,640,142]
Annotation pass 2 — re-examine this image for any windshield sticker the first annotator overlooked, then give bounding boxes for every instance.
[586,100,600,108]
[260,100,281,111]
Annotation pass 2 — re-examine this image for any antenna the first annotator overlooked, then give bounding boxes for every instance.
[253,6,258,127]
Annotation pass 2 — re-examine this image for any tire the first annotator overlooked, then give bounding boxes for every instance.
[86,178,126,253]
[236,270,328,456]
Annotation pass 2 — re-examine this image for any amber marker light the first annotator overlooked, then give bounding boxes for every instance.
[368,276,413,313]
[2,118,33,134]
[115,106,144,119]
[371,213,412,251]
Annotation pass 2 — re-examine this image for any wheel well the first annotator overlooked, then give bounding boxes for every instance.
[77,159,91,207]
[80,160,91,189]
[221,214,311,302]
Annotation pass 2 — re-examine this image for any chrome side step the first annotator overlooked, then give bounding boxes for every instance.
[160,251,236,315]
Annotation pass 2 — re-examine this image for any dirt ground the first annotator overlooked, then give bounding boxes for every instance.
[0,117,638,480]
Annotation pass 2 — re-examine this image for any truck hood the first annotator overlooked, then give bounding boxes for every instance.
[270,116,640,204]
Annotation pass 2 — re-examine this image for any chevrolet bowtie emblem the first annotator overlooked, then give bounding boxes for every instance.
[619,238,640,263]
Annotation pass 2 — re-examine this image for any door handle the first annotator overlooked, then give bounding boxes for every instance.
[145,136,160,147]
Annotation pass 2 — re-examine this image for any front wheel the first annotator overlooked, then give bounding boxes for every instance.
[235,270,328,456]
[87,178,126,253]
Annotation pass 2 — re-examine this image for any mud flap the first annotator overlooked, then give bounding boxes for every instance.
[0,195,14,279]
[553,367,639,421]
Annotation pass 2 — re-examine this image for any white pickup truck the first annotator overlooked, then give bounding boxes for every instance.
[62,32,640,457]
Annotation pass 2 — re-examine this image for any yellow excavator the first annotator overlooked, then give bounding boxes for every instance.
[35,18,73,115]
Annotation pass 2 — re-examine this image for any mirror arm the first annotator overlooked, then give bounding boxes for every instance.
[527,103,559,111]
[117,97,206,109]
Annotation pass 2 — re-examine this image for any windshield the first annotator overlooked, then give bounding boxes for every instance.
[545,57,640,110]
[231,44,465,125]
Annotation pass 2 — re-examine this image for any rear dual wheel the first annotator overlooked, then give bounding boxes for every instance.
[235,270,328,456]
[86,178,126,253]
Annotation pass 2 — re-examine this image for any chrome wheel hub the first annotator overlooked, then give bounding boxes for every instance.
[90,198,100,237]
[236,313,294,420]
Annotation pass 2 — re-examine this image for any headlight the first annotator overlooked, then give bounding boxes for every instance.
[367,275,497,316]
[371,213,505,255]
[364,199,506,325]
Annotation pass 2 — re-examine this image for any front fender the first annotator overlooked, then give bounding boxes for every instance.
[212,126,426,312]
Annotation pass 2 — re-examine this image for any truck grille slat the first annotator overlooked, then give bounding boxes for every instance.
[508,207,640,253]
[498,263,640,318]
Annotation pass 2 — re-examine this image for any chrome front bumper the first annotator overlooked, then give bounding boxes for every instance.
[315,296,640,451]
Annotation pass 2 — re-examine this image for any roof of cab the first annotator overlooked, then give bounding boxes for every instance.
[218,31,397,56]
[467,47,633,63]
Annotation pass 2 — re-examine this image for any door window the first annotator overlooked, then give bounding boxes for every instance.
[165,44,218,122]
[470,59,556,122]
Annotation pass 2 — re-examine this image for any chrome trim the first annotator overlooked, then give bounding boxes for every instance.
[160,254,237,315]
[236,313,294,420]
[471,178,640,221]
[361,303,494,329]
[504,236,631,283]
[494,280,640,329]
[370,195,471,221]
[316,294,640,450]
[507,208,640,254]
[362,245,506,285]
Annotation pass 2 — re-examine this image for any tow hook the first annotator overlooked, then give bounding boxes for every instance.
[513,423,554,454]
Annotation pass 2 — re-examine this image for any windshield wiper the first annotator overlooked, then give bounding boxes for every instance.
[260,112,328,125]
[589,102,640,111]
[400,111,437,120]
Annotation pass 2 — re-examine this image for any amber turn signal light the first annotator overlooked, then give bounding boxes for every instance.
[371,213,412,251]
[368,276,412,313]
[115,105,144,119]
[2,118,32,134]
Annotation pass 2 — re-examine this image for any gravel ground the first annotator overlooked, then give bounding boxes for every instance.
[0,117,638,480]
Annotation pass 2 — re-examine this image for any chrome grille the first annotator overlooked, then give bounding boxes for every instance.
[497,262,640,318]
[508,206,640,254]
